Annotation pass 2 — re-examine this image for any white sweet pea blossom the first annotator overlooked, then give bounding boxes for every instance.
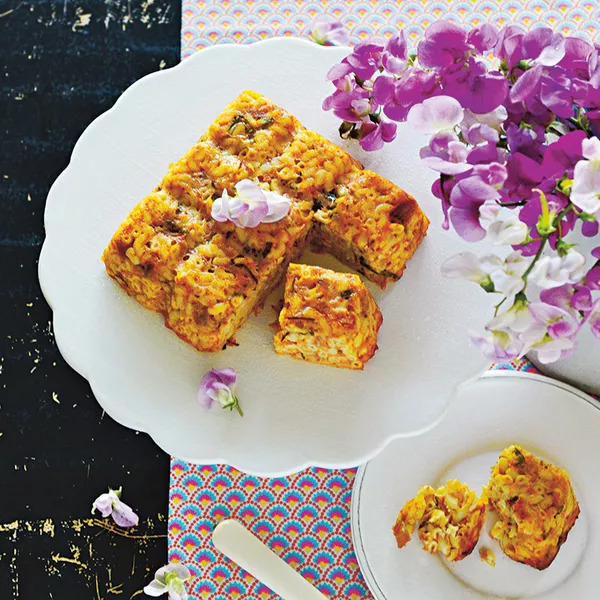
[461,106,508,131]
[211,180,291,229]
[487,298,534,334]
[470,328,521,361]
[144,563,191,600]
[441,252,497,286]
[406,96,464,134]
[529,251,587,289]
[486,213,529,246]
[442,251,528,301]
[519,302,578,362]
[570,137,600,214]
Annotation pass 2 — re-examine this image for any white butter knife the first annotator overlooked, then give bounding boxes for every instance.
[212,519,329,600]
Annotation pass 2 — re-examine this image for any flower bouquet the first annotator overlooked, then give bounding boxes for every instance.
[322,21,600,365]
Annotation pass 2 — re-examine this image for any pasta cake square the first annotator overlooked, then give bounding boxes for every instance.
[167,206,312,352]
[486,445,580,570]
[273,263,383,369]
[312,169,430,288]
[102,191,209,314]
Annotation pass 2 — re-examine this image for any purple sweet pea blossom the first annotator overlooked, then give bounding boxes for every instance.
[374,69,441,122]
[417,21,469,70]
[344,40,385,80]
[467,23,499,54]
[419,131,471,174]
[211,180,290,229]
[590,311,600,338]
[92,487,139,528]
[443,58,508,113]
[310,15,350,46]
[382,32,408,74]
[522,27,566,66]
[198,368,243,416]
[494,25,526,69]
[358,119,397,151]
[449,175,500,241]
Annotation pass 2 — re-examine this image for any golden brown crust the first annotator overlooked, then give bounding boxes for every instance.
[486,445,580,570]
[313,170,430,288]
[273,264,382,369]
[392,479,487,562]
[202,89,302,169]
[101,191,210,313]
[103,90,427,353]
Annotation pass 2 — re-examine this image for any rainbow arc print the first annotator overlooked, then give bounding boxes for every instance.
[182,0,599,58]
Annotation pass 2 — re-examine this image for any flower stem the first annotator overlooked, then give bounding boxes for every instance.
[522,235,548,285]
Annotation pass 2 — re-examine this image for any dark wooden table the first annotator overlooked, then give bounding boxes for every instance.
[1,1,182,596]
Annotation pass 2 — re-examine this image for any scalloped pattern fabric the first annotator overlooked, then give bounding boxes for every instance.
[182,1,600,59]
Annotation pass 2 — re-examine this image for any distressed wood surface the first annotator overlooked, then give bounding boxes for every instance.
[0,1,181,596]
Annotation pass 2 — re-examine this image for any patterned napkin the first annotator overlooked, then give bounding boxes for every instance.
[181,0,599,59]
[173,3,599,597]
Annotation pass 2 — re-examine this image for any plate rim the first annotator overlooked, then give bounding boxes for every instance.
[350,370,600,600]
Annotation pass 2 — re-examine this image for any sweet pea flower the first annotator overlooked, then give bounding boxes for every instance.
[407,96,464,135]
[470,328,521,361]
[212,180,290,229]
[419,131,471,174]
[92,487,139,528]
[488,297,535,334]
[467,23,499,54]
[448,173,502,241]
[441,251,528,300]
[522,27,566,66]
[381,32,408,75]
[441,252,497,288]
[417,21,469,70]
[310,15,350,46]
[442,57,508,114]
[590,311,600,339]
[459,107,507,145]
[344,40,385,80]
[485,212,529,246]
[494,25,527,68]
[529,251,587,289]
[374,69,441,122]
[571,137,600,214]
[521,302,578,362]
[144,563,191,599]
[198,368,243,416]
[358,119,397,151]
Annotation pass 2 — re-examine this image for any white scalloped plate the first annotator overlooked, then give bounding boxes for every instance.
[39,38,497,475]
[352,371,600,599]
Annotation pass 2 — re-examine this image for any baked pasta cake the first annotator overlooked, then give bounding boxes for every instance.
[313,169,430,288]
[486,445,580,570]
[392,480,487,562]
[103,90,428,352]
[273,264,383,369]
